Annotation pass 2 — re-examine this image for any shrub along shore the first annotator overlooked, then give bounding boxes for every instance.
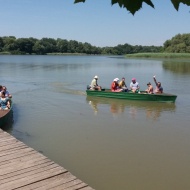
[125,53,190,59]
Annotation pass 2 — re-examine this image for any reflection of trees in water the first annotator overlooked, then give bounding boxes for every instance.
[162,61,190,74]
[86,96,176,121]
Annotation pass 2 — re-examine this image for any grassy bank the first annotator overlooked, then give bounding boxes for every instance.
[125,53,190,59]
[47,53,87,55]
[0,52,11,55]
[0,52,87,55]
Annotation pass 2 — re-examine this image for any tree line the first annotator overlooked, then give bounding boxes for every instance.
[1,34,189,55]
[0,36,162,55]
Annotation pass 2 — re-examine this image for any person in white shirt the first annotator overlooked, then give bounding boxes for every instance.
[130,78,140,93]
[90,75,101,91]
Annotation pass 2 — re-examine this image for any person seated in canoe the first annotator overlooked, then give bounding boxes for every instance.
[90,75,102,91]
[130,78,140,93]
[119,77,128,92]
[1,86,12,98]
[111,78,123,92]
[153,76,163,94]
[0,91,11,110]
[145,82,153,94]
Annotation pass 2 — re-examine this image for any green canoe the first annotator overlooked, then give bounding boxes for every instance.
[86,89,177,103]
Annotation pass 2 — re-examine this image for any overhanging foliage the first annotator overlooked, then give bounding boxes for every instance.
[74,0,190,15]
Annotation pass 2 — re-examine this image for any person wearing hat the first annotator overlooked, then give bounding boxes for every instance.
[130,78,140,93]
[90,75,101,91]
[119,77,128,92]
[111,78,123,92]
[145,82,153,94]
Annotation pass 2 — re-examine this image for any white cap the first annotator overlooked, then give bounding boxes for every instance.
[94,75,98,79]
[113,78,119,82]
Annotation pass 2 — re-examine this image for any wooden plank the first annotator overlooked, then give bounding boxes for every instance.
[0,143,27,152]
[0,147,35,160]
[64,182,88,190]
[0,149,41,162]
[0,130,94,190]
[0,167,67,190]
[16,172,77,190]
[0,163,65,184]
[0,140,24,147]
[0,156,50,171]
[0,155,50,171]
[46,179,87,190]
[0,150,36,163]
[79,187,95,190]
[0,135,15,141]
[0,140,21,148]
[33,179,84,190]
[0,161,55,180]
[0,131,15,138]
[0,147,38,160]
[0,145,24,150]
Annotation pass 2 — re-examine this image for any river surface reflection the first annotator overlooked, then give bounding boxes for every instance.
[86,96,176,121]
[163,60,190,74]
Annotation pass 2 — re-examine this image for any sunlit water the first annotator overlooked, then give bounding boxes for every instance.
[1,55,190,190]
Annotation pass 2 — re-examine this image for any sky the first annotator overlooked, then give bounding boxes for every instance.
[0,0,190,47]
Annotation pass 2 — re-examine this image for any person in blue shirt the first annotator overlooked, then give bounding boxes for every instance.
[0,91,11,110]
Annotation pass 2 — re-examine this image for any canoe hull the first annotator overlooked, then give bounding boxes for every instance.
[0,107,13,129]
[86,90,177,103]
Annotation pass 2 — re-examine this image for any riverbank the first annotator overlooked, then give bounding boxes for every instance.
[125,53,190,59]
[0,52,87,55]
[0,52,98,56]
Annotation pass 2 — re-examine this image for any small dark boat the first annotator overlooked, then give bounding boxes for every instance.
[86,89,177,103]
[0,105,13,128]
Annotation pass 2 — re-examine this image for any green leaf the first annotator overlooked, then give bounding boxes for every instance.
[112,0,125,8]
[112,0,154,15]
[74,0,86,3]
[171,0,190,10]
[74,0,190,14]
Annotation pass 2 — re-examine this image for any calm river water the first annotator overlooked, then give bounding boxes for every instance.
[1,55,190,190]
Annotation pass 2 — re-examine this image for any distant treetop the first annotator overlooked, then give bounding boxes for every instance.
[74,0,190,15]
[164,33,190,53]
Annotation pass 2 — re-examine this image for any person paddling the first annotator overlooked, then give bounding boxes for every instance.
[90,75,101,91]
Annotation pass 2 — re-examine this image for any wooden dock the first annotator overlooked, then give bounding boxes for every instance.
[0,129,94,190]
